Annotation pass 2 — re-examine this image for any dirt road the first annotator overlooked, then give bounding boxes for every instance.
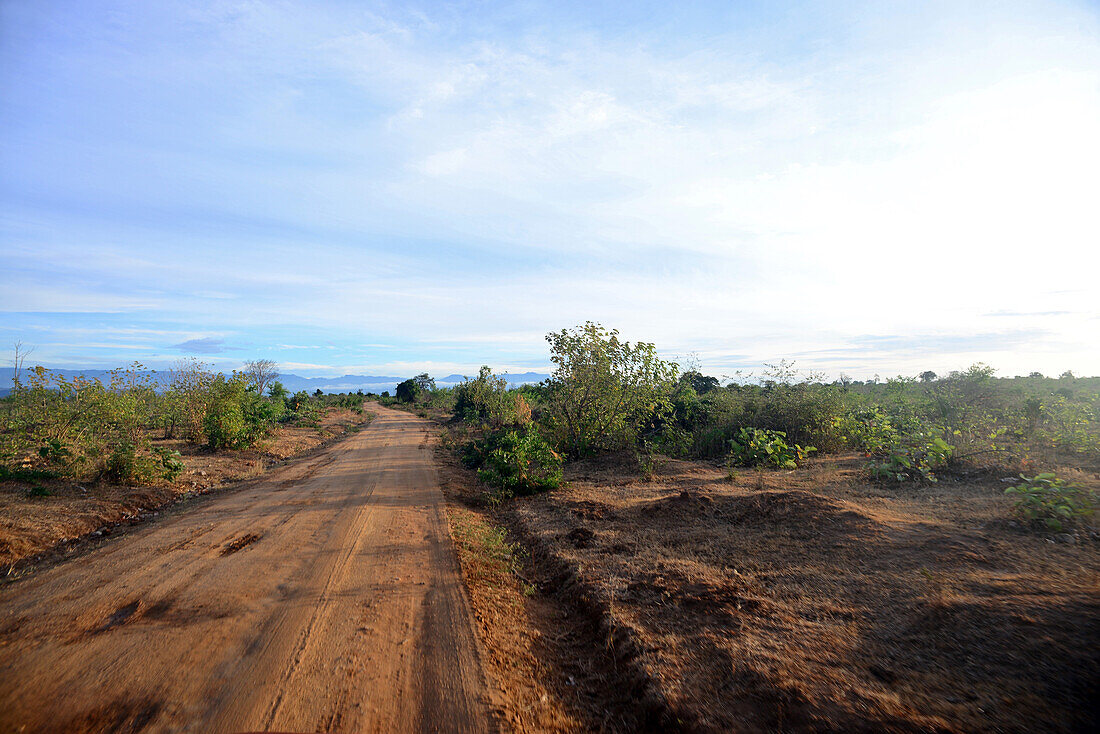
[0,405,492,733]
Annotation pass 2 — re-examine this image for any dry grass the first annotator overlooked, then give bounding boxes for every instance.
[0,407,371,572]
[506,453,1099,733]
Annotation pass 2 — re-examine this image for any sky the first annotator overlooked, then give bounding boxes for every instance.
[2,0,1098,380]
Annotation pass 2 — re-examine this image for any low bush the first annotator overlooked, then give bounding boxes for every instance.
[867,434,954,483]
[1005,473,1096,531]
[462,426,563,500]
[727,427,815,470]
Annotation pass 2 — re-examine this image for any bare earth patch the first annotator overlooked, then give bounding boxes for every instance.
[506,453,1099,733]
[0,407,371,572]
[437,434,662,733]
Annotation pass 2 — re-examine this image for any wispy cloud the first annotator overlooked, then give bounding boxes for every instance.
[1,0,1097,378]
[172,337,233,355]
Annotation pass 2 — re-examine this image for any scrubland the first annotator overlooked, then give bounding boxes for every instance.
[409,323,1098,733]
[0,360,371,571]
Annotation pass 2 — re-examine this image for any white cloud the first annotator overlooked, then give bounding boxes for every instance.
[2,0,1098,378]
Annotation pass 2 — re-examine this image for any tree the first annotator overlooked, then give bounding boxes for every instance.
[680,370,719,394]
[1028,371,1044,379]
[543,322,679,457]
[919,370,937,383]
[10,341,34,391]
[396,373,436,403]
[395,378,421,403]
[268,381,288,402]
[165,358,215,440]
[244,359,279,398]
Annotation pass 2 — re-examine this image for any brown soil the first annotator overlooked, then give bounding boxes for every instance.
[437,438,661,733]
[0,407,368,572]
[502,453,1100,733]
[0,404,491,732]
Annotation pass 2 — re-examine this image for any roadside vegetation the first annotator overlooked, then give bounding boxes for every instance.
[408,323,1098,732]
[0,358,371,490]
[0,357,376,570]
[388,322,1098,532]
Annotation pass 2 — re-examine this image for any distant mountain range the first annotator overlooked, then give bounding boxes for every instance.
[0,367,549,398]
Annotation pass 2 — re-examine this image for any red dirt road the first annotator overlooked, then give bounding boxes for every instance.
[0,405,492,733]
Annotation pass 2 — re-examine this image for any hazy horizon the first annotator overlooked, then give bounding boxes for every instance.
[3,1,1098,380]
[0,360,1091,386]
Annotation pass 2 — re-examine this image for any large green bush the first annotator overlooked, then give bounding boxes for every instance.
[455,366,514,425]
[203,375,258,449]
[543,322,679,457]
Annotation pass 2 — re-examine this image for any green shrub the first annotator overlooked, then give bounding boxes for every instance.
[650,425,693,458]
[867,434,954,483]
[102,438,180,484]
[727,427,815,470]
[455,366,514,426]
[154,447,185,481]
[37,438,72,466]
[834,407,900,454]
[462,426,563,500]
[637,442,665,480]
[1005,473,1096,531]
[203,374,274,449]
[694,425,738,459]
[204,399,247,449]
[543,322,679,457]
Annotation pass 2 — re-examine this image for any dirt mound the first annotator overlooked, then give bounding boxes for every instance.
[624,568,765,619]
[719,489,883,535]
[566,499,618,522]
[641,489,714,515]
[638,488,882,539]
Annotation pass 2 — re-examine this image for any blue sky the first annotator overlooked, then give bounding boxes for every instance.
[2,0,1098,379]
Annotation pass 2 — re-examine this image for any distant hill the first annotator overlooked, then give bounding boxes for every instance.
[0,367,549,397]
[436,371,549,387]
